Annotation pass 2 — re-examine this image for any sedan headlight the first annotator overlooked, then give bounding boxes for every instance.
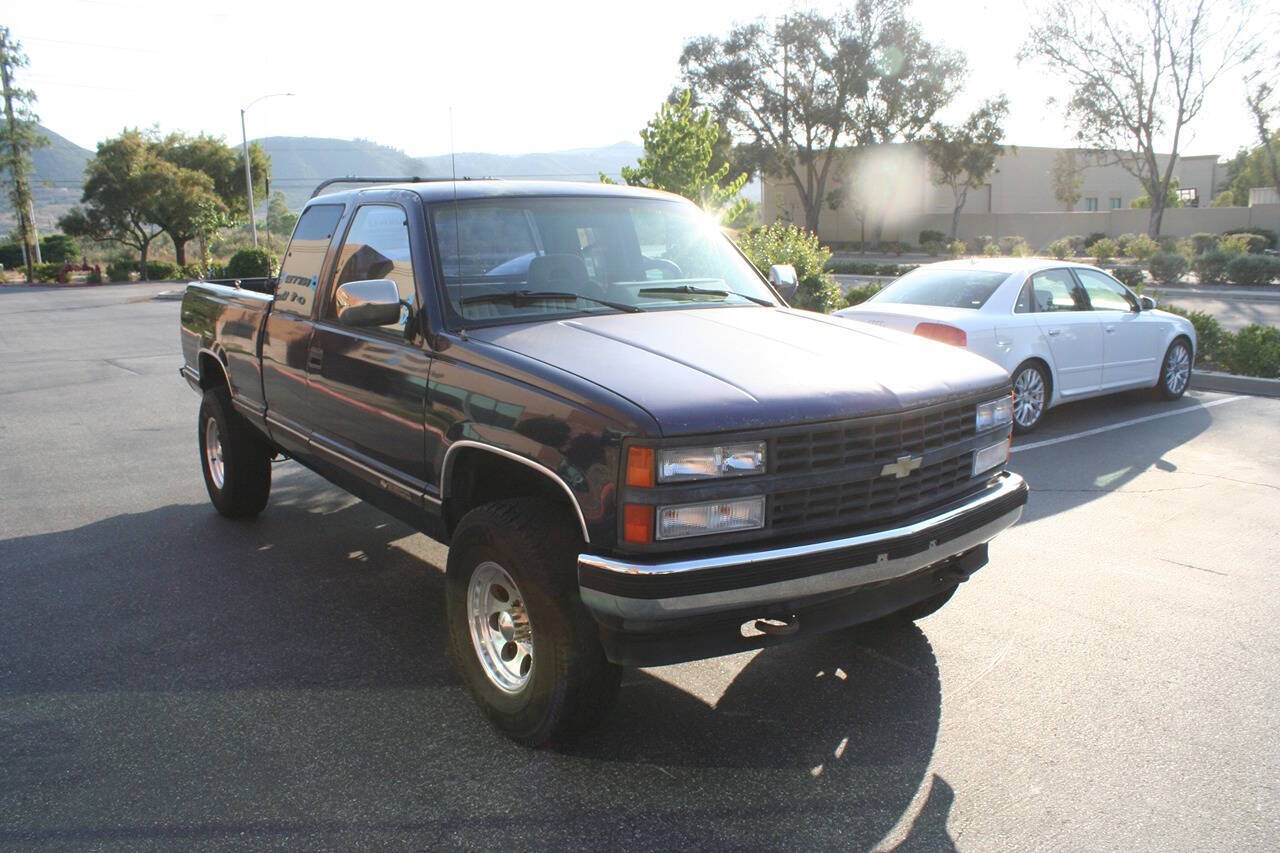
[656,496,765,540]
[976,397,1013,432]
[657,442,766,482]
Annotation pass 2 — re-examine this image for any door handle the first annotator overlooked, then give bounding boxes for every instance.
[1105,326,1116,333]
[1047,329,1062,337]
[307,346,324,372]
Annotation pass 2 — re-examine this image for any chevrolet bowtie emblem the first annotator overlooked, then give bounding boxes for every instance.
[881,454,923,479]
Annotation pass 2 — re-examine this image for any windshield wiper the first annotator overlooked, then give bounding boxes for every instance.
[638,284,774,307]
[460,289,642,313]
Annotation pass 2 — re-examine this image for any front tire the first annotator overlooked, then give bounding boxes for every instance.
[1011,360,1049,434]
[1156,338,1192,400]
[445,498,621,746]
[198,388,272,518]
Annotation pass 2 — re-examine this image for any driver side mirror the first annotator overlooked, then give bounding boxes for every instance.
[334,279,403,327]
[768,264,799,301]
[1139,295,1157,311]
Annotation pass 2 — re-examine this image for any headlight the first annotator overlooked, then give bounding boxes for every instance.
[657,442,766,482]
[976,397,1013,431]
[656,496,765,540]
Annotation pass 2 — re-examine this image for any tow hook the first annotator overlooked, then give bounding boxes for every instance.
[938,543,990,584]
[752,616,800,637]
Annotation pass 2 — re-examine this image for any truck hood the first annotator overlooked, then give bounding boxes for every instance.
[469,307,1009,436]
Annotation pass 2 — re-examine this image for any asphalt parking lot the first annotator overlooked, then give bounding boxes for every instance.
[2,282,1278,850]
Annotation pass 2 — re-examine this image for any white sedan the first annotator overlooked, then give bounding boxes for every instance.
[834,258,1196,432]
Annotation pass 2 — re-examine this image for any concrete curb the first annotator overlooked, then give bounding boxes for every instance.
[1191,370,1280,398]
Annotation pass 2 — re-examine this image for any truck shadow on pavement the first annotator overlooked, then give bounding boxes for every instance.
[0,466,956,848]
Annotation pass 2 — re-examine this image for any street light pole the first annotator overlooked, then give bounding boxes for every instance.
[240,92,293,248]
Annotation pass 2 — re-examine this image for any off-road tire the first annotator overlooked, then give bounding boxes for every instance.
[446,498,621,746]
[198,387,272,518]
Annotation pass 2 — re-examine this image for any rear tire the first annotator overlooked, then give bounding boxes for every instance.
[445,498,621,746]
[1156,338,1192,400]
[198,388,272,518]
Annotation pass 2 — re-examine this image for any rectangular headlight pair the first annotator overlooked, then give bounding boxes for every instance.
[658,442,766,482]
[976,397,1013,431]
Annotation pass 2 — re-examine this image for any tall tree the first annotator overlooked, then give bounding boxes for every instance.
[1050,150,1087,210]
[1244,60,1279,197]
[1022,0,1257,236]
[265,190,298,245]
[155,132,268,217]
[146,157,221,265]
[0,27,48,282]
[680,2,964,235]
[58,130,165,279]
[610,90,749,222]
[923,96,1009,238]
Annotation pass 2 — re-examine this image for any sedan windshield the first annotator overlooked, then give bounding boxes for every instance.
[871,267,1011,309]
[431,197,777,326]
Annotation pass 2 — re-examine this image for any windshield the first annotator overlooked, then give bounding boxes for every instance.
[431,196,777,326]
[871,267,1011,309]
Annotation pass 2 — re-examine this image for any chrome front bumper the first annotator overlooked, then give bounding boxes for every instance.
[578,471,1027,628]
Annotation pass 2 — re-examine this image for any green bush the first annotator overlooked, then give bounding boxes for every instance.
[1225,254,1280,286]
[918,229,946,246]
[106,260,135,282]
[982,242,1002,257]
[1157,235,1180,253]
[1192,250,1232,285]
[1222,324,1280,378]
[825,260,878,275]
[225,248,278,280]
[1162,305,1225,365]
[1111,266,1145,289]
[1088,238,1118,263]
[947,240,966,257]
[737,223,842,312]
[1047,238,1072,260]
[1221,226,1277,251]
[1218,234,1255,255]
[86,266,103,285]
[1125,234,1159,260]
[1006,239,1032,257]
[1063,235,1087,255]
[1084,232,1109,250]
[1189,233,1217,255]
[1115,233,1140,255]
[40,234,81,264]
[843,282,883,307]
[1147,251,1189,284]
[922,239,946,256]
[179,263,204,280]
[997,235,1026,255]
[968,234,993,254]
[33,262,62,283]
[145,260,180,281]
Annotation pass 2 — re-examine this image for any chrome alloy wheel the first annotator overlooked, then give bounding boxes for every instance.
[204,417,225,489]
[466,561,534,694]
[1165,342,1191,396]
[1013,366,1046,428]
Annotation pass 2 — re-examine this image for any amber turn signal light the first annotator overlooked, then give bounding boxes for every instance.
[623,504,654,544]
[626,446,655,488]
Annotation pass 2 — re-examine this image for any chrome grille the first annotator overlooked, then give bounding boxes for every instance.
[774,400,976,476]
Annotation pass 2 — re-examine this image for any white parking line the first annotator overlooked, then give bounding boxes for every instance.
[1011,395,1248,454]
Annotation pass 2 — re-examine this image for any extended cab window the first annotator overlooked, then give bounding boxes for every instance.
[275,204,343,316]
[329,205,418,334]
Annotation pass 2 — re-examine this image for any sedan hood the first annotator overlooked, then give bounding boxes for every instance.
[470,307,1010,436]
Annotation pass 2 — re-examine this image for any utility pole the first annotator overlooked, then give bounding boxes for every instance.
[0,27,39,282]
[240,92,293,249]
[27,198,40,263]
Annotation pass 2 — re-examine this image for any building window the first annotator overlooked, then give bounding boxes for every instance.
[1109,197,1122,209]
[1085,197,1099,212]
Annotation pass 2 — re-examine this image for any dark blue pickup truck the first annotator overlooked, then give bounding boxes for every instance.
[179,179,1027,745]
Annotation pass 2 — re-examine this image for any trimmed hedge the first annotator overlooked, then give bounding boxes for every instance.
[1148,251,1189,284]
[1162,305,1225,365]
[825,260,921,277]
[1221,226,1277,251]
[843,282,883,307]
[226,248,277,279]
[1192,250,1232,285]
[1111,266,1145,289]
[1225,255,1280,286]
[1222,324,1280,378]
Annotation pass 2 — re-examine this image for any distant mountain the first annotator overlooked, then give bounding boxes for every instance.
[259,136,644,209]
[6,125,94,231]
[14,128,649,229]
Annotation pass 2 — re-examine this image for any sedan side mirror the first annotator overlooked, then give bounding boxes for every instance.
[334,279,403,327]
[1139,295,1157,311]
[768,264,799,301]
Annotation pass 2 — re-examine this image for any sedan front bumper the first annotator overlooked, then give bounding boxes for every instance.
[578,471,1028,665]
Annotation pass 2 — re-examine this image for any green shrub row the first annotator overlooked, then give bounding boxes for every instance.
[1162,305,1280,378]
[825,259,922,277]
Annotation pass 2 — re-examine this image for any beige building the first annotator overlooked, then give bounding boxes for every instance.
[760,144,1279,247]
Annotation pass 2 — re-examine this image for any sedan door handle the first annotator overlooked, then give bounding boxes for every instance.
[307,346,324,372]
[1046,329,1062,337]
[1105,326,1116,333]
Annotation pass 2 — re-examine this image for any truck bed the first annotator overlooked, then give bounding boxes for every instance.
[179,281,274,415]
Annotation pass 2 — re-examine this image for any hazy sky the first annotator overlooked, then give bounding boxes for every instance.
[9,0,1262,169]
